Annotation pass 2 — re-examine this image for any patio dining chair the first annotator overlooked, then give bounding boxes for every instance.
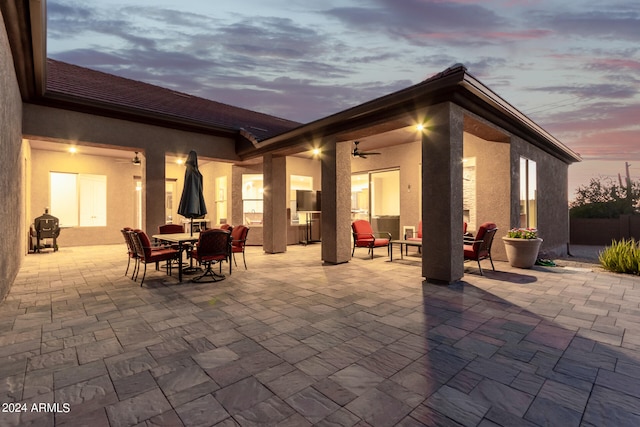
[190,229,232,282]
[121,227,138,278]
[158,223,185,234]
[130,229,179,286]
[158,223,186,267]
[463,221,498,275]
[230,225,250,269]
[351,219,391,259]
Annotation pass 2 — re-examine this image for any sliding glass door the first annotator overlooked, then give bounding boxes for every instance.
[351,169,400,239]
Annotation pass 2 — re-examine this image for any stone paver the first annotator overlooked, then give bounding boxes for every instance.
[0,243,639,425]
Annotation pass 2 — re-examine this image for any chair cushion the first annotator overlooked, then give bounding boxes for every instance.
[231,225,249,248]
[372,238,389,247]
[145,248,178,263]
[463,245,476,259]
[352,220,374,236]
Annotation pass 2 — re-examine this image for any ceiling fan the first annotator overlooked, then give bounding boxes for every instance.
[116,151,141,165]
[131,152,141,165]
[352,141,380,159]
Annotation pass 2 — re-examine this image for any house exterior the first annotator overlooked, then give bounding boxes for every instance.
[0,1,580,300]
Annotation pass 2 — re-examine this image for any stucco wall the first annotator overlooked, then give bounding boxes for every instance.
[29,155,236,246]
[30,149,138,246]
[199,160,233,226]
[23,103,238,237]
[0,12,24,301]
[512,136,570,257]
[463,134,511,261]
[232,163,263,246]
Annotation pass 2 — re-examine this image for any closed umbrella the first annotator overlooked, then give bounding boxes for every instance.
[178,150,207,236]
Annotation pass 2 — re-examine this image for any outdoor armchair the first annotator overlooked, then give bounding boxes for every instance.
[463,221,498,275]
[351,219,391,259]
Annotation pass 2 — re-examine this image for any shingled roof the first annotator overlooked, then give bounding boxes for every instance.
[45,59,301,141]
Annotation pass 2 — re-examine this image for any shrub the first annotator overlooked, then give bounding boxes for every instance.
[599,239,640,275]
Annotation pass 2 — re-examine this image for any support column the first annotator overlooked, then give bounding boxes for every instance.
[144,150,166,235]
[422,103,465,283]
[321,139,351,264]
[263,154,287,253]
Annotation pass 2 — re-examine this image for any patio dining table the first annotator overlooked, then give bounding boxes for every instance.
[152,232,199,282]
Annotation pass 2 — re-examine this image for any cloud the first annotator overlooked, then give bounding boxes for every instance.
[532,6,640,41]
[586,57,640,73]
[194,77,413,122]
[322,0,508,43]
[530,83,638,100]
[540,101,640,161]
[44,0,640,155]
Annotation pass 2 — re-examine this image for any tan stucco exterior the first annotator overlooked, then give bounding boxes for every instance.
[0,10,24,301]
[1,1,581,292]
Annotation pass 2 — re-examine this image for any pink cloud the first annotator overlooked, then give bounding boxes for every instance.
[588,58,640,72]
[555,128,640,161]
[481,29,553,40]
[410,28,551,42]
[545,103,640,134]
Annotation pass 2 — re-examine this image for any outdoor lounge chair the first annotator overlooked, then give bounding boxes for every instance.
[351,219,391,259]
[463,221,498,275]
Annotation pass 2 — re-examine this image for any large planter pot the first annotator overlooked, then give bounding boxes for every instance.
[502,237,543,269]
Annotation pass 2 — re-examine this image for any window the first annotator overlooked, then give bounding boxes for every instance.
[520,158,537,228]
[216,176,228,224]
[242,174,263,225]
[50,172,107,227]
[166,179,176,223]
[134,177,142,230]
[351,173,369,222]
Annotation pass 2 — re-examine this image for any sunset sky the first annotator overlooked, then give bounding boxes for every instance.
[46,0,640,199]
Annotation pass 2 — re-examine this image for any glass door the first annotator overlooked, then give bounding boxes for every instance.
[351,169,400,239]
[370,169,400,240]
[351,173,369,221]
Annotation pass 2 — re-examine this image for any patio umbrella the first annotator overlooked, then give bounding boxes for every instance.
[178,150,207,236]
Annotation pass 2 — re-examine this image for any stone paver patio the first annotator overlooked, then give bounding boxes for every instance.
[1,243,639,426]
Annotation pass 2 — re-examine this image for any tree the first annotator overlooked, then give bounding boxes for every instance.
[570,175,640,218]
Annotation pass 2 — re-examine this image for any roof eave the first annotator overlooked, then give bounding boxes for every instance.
[39,90,240,138]
[1,0,47,100]
[242,67,581,165]
[459,74,581,164]
[237,67,467,159]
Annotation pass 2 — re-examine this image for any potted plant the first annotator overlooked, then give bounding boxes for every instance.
[502,228,543,268]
